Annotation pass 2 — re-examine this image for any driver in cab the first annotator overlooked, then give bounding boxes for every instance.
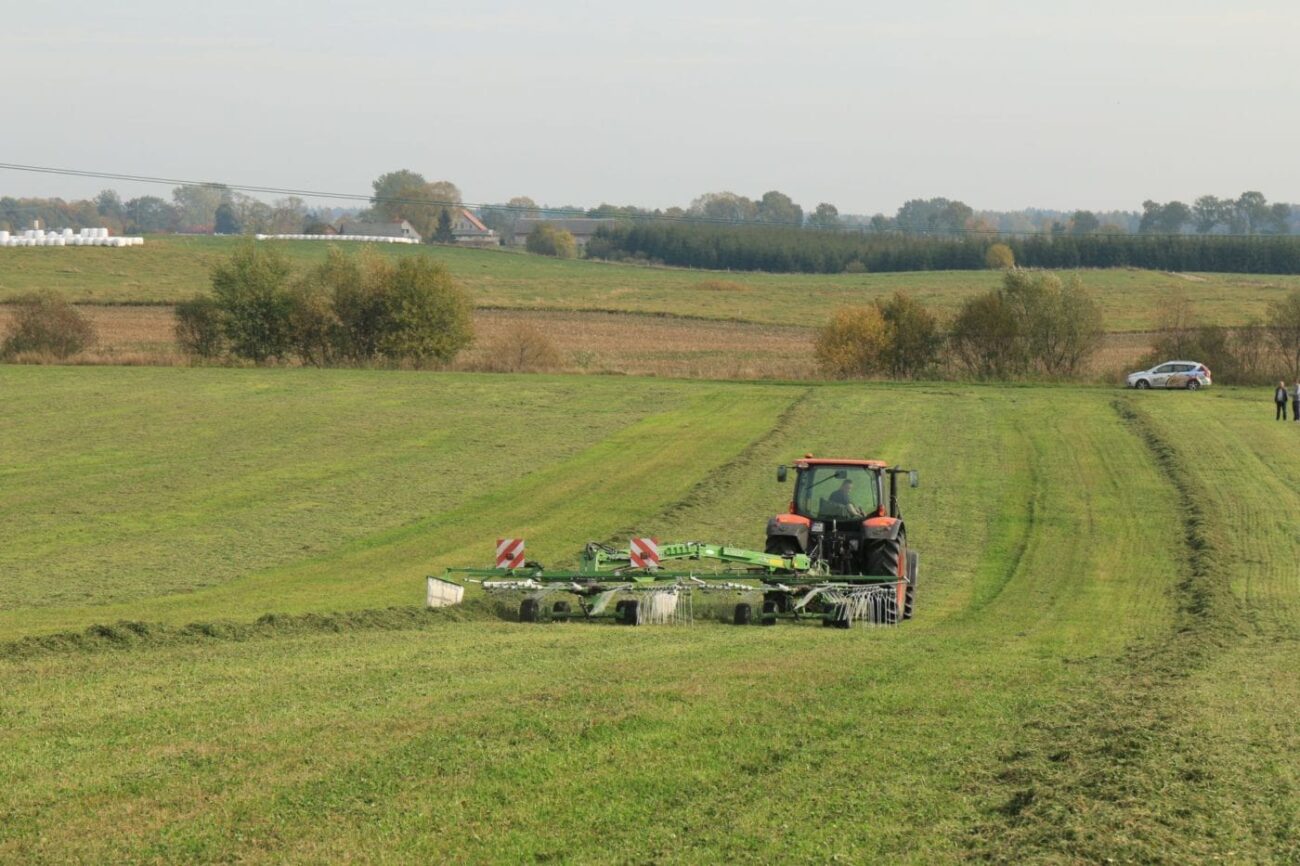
[827,478,865,518]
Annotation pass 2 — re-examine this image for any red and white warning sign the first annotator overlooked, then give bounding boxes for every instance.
[629,537,660,570]
[496,537,526,569]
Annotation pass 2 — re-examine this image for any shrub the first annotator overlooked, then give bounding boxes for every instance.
[844,259,867,274]
[481,324,563,372]
[1138,320,1279,386]
[986,243,1015,269]
[814,306,892,378]
[316,248,387,363]
[1268,289,1300,378]
[2,292,96,359]
[526,224,578,258]
[174,295,226,358]
[874,291,941,377]
[1000,270,1103,377]
[376,256,474,366]
[210,243,293,363]
[949,291,1023,378]
[286,280,341,367]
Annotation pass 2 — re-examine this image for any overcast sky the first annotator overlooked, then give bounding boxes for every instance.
[2,0,1297,214]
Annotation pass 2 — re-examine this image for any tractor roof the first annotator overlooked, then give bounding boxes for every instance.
[796,458,889,469]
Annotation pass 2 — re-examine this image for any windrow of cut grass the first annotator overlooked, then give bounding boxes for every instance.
[4,235,1300,330]
[9,369,1284,862]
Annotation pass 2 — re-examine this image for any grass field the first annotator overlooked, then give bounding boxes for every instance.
[2,366,1296,862]
[3,235,1300,331]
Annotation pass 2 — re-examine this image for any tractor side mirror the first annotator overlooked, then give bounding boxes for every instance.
[909,470,919,488]
[776,465,788,483]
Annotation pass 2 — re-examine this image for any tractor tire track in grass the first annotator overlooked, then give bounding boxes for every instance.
[967,398,1242,863]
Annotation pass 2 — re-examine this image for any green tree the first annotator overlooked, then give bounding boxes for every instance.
[377,257,474,366]
[124,196,176,233]
[269,197,309,234]
[95,189,124,228]
[873,292,941,377]
[1070,210,1100,234]
[172,183,226,230]
[1193,195,1225,234]
[756,190,803,225]
[895,198,972,235]
[1001,270,1103,376]
[949,291,1023,378]
[369,170,461,240]
[1139,200,1191,234]
[1266,202,1292,235]
[1236,191,1270,234]
[214,202,241,234]
[316,248,386,363]
[526,223,578,258]
[174,295,226,359]
[688,191,758,223]
[433,208,456,243]
[210,243,293,363]
[285,278,341,367]
[807,202,840,230]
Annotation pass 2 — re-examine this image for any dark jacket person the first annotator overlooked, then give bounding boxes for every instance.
[1276,382,1289,421]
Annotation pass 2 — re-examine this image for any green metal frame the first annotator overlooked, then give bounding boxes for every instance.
[443,540,899,588]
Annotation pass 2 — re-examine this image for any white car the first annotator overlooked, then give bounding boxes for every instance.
[1126,360,1212,390]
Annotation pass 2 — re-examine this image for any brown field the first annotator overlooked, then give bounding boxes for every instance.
[0,304,1153,380]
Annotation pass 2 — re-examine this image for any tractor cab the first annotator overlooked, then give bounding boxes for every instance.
[790,461,885,522]
[767,456,918,578]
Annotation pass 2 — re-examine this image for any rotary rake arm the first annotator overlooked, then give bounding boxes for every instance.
[433,537,918,629]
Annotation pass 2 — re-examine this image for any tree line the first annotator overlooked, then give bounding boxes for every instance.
[585,222,1300,275]
[815,271,1105,381]
[814,273,1300,384]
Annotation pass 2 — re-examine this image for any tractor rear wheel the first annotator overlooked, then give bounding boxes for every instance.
[865,530,905,577]
[733,603,753,625]
[765,536,800,557]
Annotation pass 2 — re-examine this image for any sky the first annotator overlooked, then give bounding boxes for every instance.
[2,0,1298,214]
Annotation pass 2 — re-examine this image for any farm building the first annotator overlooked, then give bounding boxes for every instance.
[509,218,616,250]
[338,219,421,242]
[451,209,499,247]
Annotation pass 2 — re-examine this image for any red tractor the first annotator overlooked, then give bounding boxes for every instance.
[763,456,919,621]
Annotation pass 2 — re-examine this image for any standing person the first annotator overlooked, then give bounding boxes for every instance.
[1275,381,1289,420]
[1293,381,1299,423]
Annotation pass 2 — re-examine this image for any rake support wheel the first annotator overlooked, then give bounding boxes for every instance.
[519,598,540,623]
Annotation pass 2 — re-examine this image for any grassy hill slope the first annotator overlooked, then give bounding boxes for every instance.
[2,368,1295,861]
[3,236,1299,330]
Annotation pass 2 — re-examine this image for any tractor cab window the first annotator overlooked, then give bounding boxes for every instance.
[795,465,880,521]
